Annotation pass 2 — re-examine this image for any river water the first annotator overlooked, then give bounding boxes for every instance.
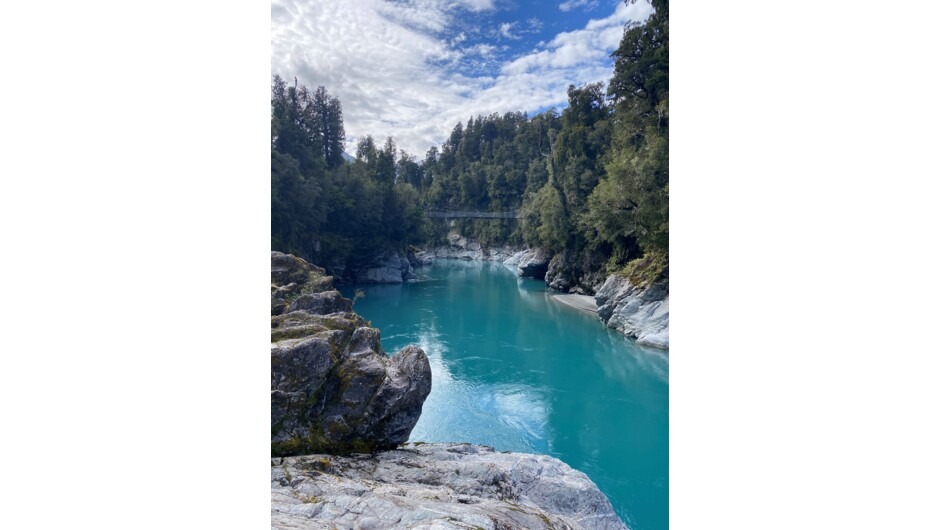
[340,260,668,530]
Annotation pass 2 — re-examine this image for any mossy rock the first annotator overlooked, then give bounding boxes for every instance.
[271,253,432,458]
[615,249,668,288]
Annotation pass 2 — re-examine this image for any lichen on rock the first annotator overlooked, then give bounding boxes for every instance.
[271,252,432,456]
[271,443,630,530]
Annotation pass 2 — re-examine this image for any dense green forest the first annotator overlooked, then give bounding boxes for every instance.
[272,0,667,281]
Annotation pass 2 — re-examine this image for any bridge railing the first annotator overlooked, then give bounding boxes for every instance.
[425,210,521,219]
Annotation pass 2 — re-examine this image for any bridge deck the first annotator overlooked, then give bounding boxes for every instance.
[426,210,521,219]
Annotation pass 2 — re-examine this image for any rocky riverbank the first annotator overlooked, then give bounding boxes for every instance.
[595,275,669,349]
[324,249,418,285]
[412,231,670,349]
[272,443,628,530]
[271,251,631,529]
[414,231,520,263]
[503,247,551,279]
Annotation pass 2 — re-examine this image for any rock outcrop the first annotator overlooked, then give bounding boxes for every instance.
[594,275,669,349]
[271,251,432,456]
[504,248,551,279]
[272,443,629,530]
[358,250,417,284]
[545,250,608,295]
[415,230,520,264]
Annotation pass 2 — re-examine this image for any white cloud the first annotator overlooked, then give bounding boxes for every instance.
[455,0,497,11]
[497,22,520,40]
[502,2,649,75]
[559,0,599,12]
[465,43,498,57]
[271,0,652,155]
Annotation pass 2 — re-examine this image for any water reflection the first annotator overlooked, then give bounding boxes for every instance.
[341,260,668,530]
[407,326,551,453]
[593,331,670,386]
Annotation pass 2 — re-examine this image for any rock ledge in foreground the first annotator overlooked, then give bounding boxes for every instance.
[272,443,629,530]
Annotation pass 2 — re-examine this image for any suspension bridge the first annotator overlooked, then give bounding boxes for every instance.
[425,210,521,220]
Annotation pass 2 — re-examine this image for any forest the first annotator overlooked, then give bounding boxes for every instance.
[272,0,667,282]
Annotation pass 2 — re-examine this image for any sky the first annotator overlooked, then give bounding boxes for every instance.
[271,0,653,156]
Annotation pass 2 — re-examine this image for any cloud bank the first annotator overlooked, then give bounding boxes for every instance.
[271,0,652,156]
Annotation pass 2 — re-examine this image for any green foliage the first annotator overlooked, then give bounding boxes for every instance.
[271,75,432,267]
[522,183,570,253]
[351,288,365,307]
[614,249,669,288]
[271,0,668,280]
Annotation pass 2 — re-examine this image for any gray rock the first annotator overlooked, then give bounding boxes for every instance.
[358,250,416,283]
[420,231,522,263]
[271,252,335,316]
[272,251,325,286]
[484,245,519,262]
[411,250,434,267]
[271,443,629,530]
[545,250,609,295]
[546,253,573,292]
[447,231,468,249]
[595,275,669,349]
[287,290,352,315]
[271,252,432,456]
[504,248,551,279]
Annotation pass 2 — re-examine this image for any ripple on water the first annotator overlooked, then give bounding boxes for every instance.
[340,261,668,530]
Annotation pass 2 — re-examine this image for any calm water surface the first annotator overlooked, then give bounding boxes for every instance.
[340,260,668,530]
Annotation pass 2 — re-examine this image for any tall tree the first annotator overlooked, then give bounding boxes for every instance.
[312,86,346,169]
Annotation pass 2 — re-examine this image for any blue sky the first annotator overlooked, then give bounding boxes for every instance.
[272,0,652,155]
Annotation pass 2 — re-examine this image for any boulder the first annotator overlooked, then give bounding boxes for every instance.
[271,252,335,316]
[358,250,415,283]
[287,290,352,315]
[412,251,433,267]
[504,248,550,279]
[272,443,629,530]
[409,248,434,268]
[271,252,432,455]
[447,231,468,249]
[546,253,573,292]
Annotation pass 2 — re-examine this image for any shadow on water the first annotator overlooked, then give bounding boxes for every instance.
[340,260,668,530]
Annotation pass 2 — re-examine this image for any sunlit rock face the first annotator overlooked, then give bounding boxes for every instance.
[271,251,432,456]
[503,247,550,279]
[271,443,630,530]
[595,275,669,349]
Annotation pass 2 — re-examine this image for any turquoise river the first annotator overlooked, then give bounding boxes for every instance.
[340,260,668,530]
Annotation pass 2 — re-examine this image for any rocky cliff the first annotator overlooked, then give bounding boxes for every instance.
[415,230,520,264]
[595,275,669,349]
[271,251,432,455]
[272,443,628,530]
[325,250,418,284]
[503,247,551,279]
[544,250,608,295]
